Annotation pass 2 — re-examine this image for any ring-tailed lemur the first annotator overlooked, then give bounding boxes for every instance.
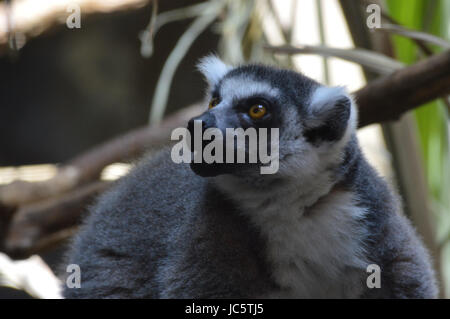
[63,56,437,298]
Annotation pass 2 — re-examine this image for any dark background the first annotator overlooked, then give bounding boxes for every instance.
[0,0,217,166]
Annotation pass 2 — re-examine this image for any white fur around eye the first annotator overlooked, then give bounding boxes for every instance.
[197,55,232,86]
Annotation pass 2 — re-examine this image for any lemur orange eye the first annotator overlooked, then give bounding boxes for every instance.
[208,98,219,109]
[248,104,267,119]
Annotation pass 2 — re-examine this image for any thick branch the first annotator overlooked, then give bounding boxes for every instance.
[356,49,450,127]
[0,103,203,207]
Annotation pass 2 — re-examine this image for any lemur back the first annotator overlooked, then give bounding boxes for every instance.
[63,57,438,298]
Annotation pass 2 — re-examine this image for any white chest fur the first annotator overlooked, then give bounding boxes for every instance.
[263,190,369,298]
[217,177,369,298]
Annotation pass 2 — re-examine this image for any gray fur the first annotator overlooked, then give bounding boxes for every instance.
[63,58,438,298]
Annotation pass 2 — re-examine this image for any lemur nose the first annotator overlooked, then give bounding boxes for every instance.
[188,112,216,135]
[187,112,217,151]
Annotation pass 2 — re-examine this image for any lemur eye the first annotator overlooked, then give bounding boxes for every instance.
[248,104,267,119]
[208,98,220,109]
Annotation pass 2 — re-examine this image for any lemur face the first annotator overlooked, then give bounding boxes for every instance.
[188,55,357,179]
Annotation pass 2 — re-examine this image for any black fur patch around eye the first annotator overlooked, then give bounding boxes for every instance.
[304,97,351,146]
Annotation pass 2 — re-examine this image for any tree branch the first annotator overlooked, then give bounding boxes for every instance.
[5,181,111,258]
[0,103,203,207]
[356,49,450,126]
[265,45,450,126]
[0,0,149,54]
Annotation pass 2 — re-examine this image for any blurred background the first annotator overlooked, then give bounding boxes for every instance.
[0,0,449,298]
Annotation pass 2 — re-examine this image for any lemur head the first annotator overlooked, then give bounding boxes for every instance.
[187,55,357,182]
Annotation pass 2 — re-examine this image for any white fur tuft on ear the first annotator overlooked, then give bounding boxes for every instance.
[310,86,348,112]
[197,55,232,87]
[309,85,358,136]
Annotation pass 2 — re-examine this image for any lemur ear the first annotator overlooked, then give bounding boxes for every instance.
[304,86,356,145]
[197,55,232,87]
